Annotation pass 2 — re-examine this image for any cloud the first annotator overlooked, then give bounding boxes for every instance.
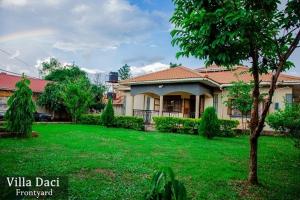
[131,62,169,76]
[0,0,27,7]
[81,67,105,74]
[9,50,20,59]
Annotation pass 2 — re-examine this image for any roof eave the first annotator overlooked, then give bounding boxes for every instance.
[126,77,220,87]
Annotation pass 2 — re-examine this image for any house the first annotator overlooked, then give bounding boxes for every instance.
[0,72,49,114]
[118,65,300,129]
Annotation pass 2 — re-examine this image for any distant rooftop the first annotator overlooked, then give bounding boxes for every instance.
[0,72,49,93]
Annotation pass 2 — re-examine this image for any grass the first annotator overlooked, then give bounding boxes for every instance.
[0,124,299,200]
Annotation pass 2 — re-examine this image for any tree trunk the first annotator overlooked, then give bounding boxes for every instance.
[248,136,258,184]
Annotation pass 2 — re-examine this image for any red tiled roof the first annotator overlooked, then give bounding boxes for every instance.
[197,66,300,84]
[0,72,49,93]
[122,65,300,86]
[122,66,205,83]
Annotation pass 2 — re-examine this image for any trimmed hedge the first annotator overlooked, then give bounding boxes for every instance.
[153,116,239,136]
[153,117,199,134]
[78,114,101,125]
[114,116,144,131]
[218,119,240,137]
[78,114,144,131]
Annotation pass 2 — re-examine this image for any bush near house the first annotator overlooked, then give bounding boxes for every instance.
[101,99,115,127]
[153,117,199,134]
[78,114,144,131]
[219,119,240,137]
[78,114,101,125]
[153,116,239,136]
[114,116,144,131]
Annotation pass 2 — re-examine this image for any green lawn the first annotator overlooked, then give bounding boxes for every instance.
[0,124,299,200]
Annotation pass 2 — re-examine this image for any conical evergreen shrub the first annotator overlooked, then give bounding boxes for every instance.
[100,98,115,127]
[198,107,219,139]
[5,76,36,137]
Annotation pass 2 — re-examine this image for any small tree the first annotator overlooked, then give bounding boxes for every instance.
[62,78,92,123]
[118,64,131,80]
[266,103,300,148]
[170,0,300,184]
[101,98,114,127]
[198,107,219,139]
[5,76,36,137]
[224,81,253,130]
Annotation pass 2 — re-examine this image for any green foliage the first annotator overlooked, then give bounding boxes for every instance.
[90,84,106,111]
[169,62,182,68]
[62,78,93,123]
[78,114,101,125]
[114,116,144,131]
[5,76,36,137]
[39,57,62,77]
[224,81,253,116]
[198,107,219,139]
[218,119,240,137]
[101,98,115,127]
[266,104,300,148]
[37,82,64,117]
[170,0,299,72]
[145,167,187,200]
[153,117,199,134]
[45,65,88,82]
[118,64,131,80]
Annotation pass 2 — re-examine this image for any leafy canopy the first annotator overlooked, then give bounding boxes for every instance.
[37,82,65,114]
[224,81,253,116]
[62,78,93,123]
[118,64,131,80]
[5,76,36,137]
[170,0,299,72]
[45,64,88,82]
[266,103,300,148]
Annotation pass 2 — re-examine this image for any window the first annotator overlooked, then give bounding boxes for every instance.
[163,95,182,112]
[0,97,8,112]
[213,94,218,112]
[285,94,293,105]
[274,102,280,110]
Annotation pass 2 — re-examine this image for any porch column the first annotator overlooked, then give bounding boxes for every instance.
[126,94,134,116]
[195,95,200,118]
[159,95,163,116]
[131,95,135,116]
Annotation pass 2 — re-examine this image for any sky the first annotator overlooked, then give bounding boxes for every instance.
[0,0,299,78]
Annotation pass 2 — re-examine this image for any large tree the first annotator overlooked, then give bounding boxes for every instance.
[45,64,88,82]
[118,64,131,80]
[62,78,93,123]
[5,76,36,137]
[171,0,300,184]
[39,57,62,77]
[37,83,64,119]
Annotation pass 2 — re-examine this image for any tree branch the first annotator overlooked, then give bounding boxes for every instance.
[255,30,300,135]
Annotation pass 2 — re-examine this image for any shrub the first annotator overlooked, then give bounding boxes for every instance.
[198,107,219,139]
[266,104,300,148]
[218,119,239,137]
[5,76,36,137]
[114,116,144,131]
[153,117,199,134]
[78,114,101,125]
[144,167,187,200]
[101,98,115,127]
